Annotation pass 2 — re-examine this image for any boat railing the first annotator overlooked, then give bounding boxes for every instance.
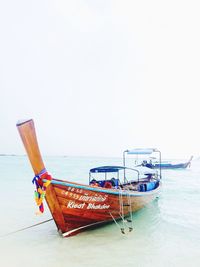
[124,167,140,184]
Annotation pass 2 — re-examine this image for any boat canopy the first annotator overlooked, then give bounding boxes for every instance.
[90,166,127,173]
[125,148,158,155]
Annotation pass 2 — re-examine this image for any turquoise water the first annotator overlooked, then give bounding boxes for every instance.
[0,156,200,267]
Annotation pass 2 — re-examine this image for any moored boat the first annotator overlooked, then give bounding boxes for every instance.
[123,148,193,170]
[144,156,193,169]
[16,120,161,237]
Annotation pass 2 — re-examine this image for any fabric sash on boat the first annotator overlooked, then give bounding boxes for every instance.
[32,169,52,214]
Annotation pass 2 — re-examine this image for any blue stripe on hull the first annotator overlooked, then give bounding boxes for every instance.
[43,179,160,197]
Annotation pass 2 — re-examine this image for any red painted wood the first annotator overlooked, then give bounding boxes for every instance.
[45,180,161,236]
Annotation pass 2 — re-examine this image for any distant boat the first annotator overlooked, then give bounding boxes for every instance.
[142,157,193,169]
[123,148,193,170]
[16,120,161,237]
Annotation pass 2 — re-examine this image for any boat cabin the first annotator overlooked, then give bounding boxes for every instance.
[89,165,160,192]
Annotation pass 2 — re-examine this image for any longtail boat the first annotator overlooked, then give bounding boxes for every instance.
[16,120,161,237]
[123,148,193,170]
[145,159,193,169]
[145,156,193,169]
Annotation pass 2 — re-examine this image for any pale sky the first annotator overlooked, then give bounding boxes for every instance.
[0,0,199,159]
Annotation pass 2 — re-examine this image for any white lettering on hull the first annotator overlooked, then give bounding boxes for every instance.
[67,201,86,209]
[61,188,108,202]
[67,201,110,210]
[87,203,110,209]
[79,195,107,202]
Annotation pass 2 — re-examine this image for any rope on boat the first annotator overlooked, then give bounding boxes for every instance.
[109,212,125,234]
[119,188,126,232]
[110,184,134,234]
[127,189,134,232]
[110,181,127,234]
[0,218,53,238]
[109,187,134,235]
[117,212,133,232]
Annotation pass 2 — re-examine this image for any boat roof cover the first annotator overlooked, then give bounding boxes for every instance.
[90,166,158,176]
[125,148,158,155]
[90,166,127,173]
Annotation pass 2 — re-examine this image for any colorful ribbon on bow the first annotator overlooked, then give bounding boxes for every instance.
[32,168,52,214]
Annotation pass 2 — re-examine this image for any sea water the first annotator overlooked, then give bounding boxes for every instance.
[0,156,200,267]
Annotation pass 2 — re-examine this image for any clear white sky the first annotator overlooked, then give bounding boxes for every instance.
[0,0,199,158]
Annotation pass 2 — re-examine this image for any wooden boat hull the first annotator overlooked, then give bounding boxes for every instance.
[16,119,161,237]
[45,178,161,237]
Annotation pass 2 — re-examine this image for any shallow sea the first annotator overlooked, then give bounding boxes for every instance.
[0,156,200,267]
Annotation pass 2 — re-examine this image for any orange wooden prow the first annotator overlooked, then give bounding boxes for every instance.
[16,119,45,175]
